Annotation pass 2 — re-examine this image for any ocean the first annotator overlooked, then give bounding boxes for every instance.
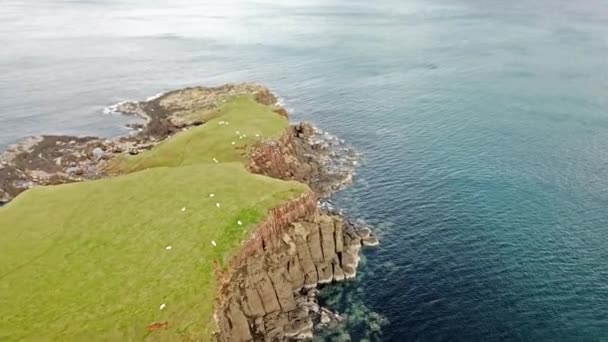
[2,0,608,340]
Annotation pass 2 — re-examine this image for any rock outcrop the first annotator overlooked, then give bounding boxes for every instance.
[0,89,357,205]
[213,123,374,341]
[247,123,358,198]
[214,196,370,342]
[113,83,278,138]
[0,84,286,204]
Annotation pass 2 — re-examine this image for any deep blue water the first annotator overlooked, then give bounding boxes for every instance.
[2,0,608,340]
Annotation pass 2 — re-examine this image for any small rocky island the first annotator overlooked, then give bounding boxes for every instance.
[0,84,378,341]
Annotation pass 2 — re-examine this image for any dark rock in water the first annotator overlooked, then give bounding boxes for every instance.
[362,236,380,247]
[343,265,357,279]
[355,227,372,239]
[285,309,313,338]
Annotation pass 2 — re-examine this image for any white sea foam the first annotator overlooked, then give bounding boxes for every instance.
[103,90,163,116]
[103,101,128,115]
[274,96,296,114]
[146,91,167,101]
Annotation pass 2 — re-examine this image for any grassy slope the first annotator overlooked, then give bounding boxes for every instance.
[111,95,287,173]
[0,96,307,341]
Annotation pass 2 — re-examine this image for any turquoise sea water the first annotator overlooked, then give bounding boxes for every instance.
[2,0,608,340]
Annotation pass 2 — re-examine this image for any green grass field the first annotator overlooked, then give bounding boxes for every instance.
[109,95,288,173]
[0,96,308,341]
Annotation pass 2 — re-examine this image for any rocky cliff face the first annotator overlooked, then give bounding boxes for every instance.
[215,124,376,341]
[213,194,372,342]
[247,123,357,198]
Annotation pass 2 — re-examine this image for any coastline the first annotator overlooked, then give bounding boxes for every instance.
[0,84,378,340]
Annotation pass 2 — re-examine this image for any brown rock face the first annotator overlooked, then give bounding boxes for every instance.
[269,270,298,313]
[247,121,357,198]
[214,206,368,342]
[295,235,318,288]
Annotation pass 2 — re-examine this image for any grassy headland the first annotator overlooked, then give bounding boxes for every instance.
[109,95,288,173]
[0,95,308,340]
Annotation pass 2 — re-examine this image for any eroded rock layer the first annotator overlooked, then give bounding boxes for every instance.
[214,203,368,342]
[247,124,355,198]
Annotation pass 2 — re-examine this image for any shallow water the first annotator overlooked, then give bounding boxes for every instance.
[2,0,608,340]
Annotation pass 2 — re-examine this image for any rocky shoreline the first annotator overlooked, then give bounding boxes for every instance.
[0,83,378,341]
[214,206,379,341]
[0,84,278,204]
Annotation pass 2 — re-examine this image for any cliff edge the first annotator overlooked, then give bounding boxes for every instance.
[0,84,377,341]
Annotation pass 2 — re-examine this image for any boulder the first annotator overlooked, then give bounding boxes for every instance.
[320,311,332,325]
[264,312,289,341]
[333,263,345,282]
[91,147,104,160]
[343,265,356,279]
[355,227,372,239]
[362,236,379,247]
[316,263,333,284]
